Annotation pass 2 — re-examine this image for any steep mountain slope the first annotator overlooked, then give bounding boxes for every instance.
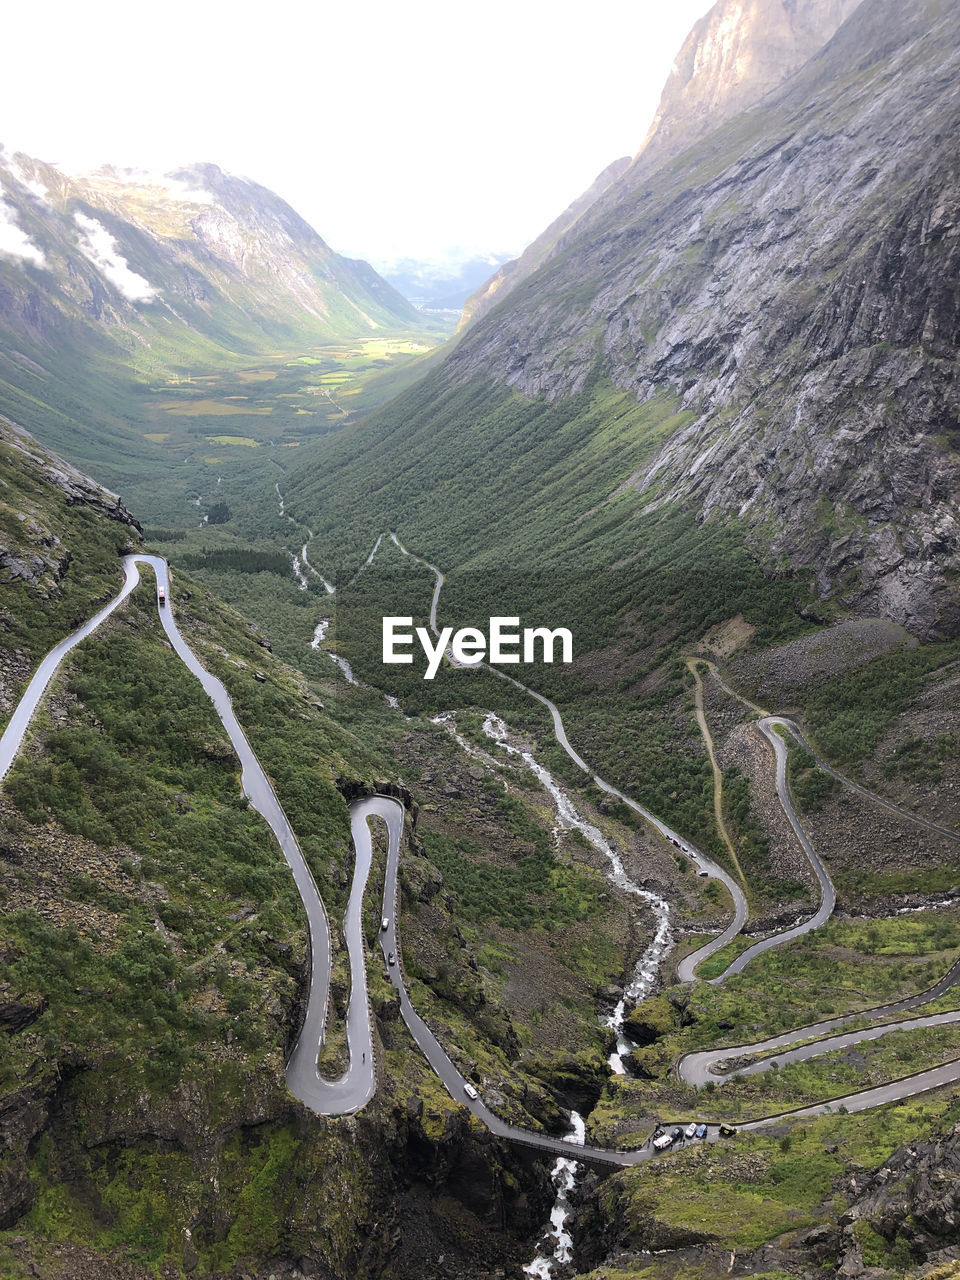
[0,413,143,693]
[1,416,672,1278]
[636,0,865,164]
[461,0,863,328]
[0,150,433,487]
[287,0,960,640]
[460,156,630,327]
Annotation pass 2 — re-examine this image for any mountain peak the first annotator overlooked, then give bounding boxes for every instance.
[459,0,864,332]
[638,0,865,164]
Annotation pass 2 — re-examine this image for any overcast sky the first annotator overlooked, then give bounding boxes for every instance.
[0,0,714,269]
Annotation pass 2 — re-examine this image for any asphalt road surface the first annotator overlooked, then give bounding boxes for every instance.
[699,716,838,981]
[4,552,960,1168]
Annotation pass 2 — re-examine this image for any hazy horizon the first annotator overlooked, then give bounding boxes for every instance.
[0,0,714,267]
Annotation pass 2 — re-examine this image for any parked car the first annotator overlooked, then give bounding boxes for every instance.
[685,1122,697,1140]
[464,1083,479,1101]
[695,1123,708,1139]
[653,1132,673,1150]
[671,838,681,848]
[671,1126,685,1143]
[719,1123,738,1137]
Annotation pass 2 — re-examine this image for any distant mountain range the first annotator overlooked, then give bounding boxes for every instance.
[377,251,516,312]
[0,153,423,344]
[0,151,434,478]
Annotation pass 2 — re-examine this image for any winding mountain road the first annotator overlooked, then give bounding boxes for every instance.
[698,658,960,846]
[697,716,837,982]
[385,533,750,978]
[777,715,960,847]
[365,790,960,1157]
[384,532,842,987]
[680,942,960,1088]
[4,552,960,1169]
[0,555,374,1115]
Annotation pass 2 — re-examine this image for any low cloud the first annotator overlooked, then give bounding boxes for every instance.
[154,172,213,204]
[82,166,214,206]
[75,211,158,302]
[8,161,50,203]
[0,198,46,266]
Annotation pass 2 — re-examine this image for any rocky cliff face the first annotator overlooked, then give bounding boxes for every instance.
[442,0,960,637]
[780,1122,960,1275]
[460,0,862,330]
[839,1123,960,1262]
[1,415,141,529]
[0,414,141,598]
[638,0,864,165]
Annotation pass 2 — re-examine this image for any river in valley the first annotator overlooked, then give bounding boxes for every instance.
[434,711,674,1278]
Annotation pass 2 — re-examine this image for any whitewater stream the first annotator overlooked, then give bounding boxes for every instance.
[481,713,674,1073]
[523,1111,586,1279]
[434,711,674,1279]
[275,487,362,689]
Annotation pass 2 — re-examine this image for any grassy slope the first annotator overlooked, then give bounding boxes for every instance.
[256,373,812,860]
[1,431,676,1274]
[0,431,141,678]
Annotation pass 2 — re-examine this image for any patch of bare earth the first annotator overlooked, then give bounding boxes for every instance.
[798,784,960,909]
[726,618,915,707]
[0,1238,186,1280]
[854,661,960,833]
[696,612,755,661]
[701,668,816,923]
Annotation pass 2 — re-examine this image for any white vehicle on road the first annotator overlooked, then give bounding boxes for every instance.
[464,1083,479,1101]
[685,1122,698,1140]
[653,1132,673,1150]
